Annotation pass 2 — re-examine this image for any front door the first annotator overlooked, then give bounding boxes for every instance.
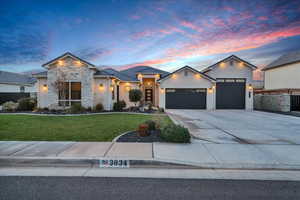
[145,89,153,103]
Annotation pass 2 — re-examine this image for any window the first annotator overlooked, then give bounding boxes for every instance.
[20,86,25,93]
[58,82,81,106]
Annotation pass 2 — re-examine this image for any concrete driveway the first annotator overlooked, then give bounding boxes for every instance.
[166,110,300,145]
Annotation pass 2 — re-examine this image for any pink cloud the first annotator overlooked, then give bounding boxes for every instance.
[180,20,203,32]
[223,6,235,12]
[211,17,226,26]
[132,26,186,39]
[258,16,268,21]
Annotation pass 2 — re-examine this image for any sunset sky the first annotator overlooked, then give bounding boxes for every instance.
[1,0,300,78]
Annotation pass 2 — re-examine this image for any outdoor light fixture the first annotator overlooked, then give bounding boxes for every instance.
[147,82,151,86]
[125,82,130,86]
[172,74,177,79]
[75,60,82,66]
[194,74,201,79]
[99,83,104,91]
[137,73,143,79]
[212,85,216,89]
[126,86,131,91]
[160,88,165,93]
[42,84,48,91]
[248,84,253,90]
[239,62,244,68]
[219,62,226,68]
[208,88,213,93]
[155,74,160,79]
[110,85,114,91]
[58,60,64,66]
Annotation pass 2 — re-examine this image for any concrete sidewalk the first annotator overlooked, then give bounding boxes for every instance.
[1,140,300,170]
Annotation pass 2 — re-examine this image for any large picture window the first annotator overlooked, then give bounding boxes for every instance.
[58,82,81,106]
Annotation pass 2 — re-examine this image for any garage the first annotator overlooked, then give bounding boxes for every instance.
[165,88,206,109]
[216,78,246,109]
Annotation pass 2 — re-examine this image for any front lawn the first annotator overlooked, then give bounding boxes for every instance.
[0,114,172,141]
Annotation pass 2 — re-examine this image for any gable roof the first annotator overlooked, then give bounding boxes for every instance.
[158,65,215,82]
[42,52,96,68]
[120,66,169,81]
[0,70,36,85]
[202,55,257,73]
[262,50,300,71]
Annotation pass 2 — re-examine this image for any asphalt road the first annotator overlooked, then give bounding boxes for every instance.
[0,176,299,200]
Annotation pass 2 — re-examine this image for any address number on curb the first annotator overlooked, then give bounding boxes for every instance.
[99,159,130,168]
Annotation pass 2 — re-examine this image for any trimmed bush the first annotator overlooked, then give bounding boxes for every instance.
[129,89,142,106]
[145,120,156,131]
[160,124,191,143]
[2,101,19,112]
[95,103,104,112]
[69,103,86,114]
[17,97,36,111]
[113,100,126,111]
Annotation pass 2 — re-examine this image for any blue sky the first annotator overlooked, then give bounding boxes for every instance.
[1,0,300,79]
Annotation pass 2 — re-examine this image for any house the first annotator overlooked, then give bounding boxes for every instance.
[254,50,300,112]
[0,70,37,104]
[34,52,257,110]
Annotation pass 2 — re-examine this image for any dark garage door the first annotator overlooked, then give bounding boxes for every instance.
[216,78,246,109]
[166,88,206,109]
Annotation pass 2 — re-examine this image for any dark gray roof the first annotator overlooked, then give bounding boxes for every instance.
[94,68,134,81]
[120,66,169,81]
[34,71,47,76]
[262,50,300,71]
[0,71,36,85]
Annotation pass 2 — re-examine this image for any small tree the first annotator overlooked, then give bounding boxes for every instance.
[129,89,142,107]
[51,69,68,109]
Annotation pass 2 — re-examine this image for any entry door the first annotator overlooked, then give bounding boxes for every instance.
[216,78,246,109]
[165,88,206,109]
[145,89,153,103]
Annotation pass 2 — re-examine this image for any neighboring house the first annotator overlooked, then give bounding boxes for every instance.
[255,50,300,112]
[0,71,37,104]
[34,52,257,110]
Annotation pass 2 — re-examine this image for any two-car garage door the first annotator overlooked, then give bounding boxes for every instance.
[165,78,246,109]
[165,88,206,109]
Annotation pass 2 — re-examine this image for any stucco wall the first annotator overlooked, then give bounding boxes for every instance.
[119,82,139,108]
[159,69,215,110]
[254,94,290,112]
[204,59,254,110]
[264,62,300,90]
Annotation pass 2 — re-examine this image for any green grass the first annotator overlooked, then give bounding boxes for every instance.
[0,114,172,141]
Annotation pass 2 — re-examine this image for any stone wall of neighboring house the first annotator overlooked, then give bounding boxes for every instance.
[204,59,254,110]
[254,94,290,112]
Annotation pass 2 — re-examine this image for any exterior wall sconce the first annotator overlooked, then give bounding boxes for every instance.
[42,84,48,91]
[125,82,131,86]
[110,85,114,91]
[212,85,216,89]
[208,88,213,93]
[160,88,165,93]
[248,84,253,90]
[194,74,201,79]
[239,62,244,68]
[99,83,105,91]
[126,86,131,91]
[155,74,160,79]
[147,82,151,86]
[172,74,177,79]
[137,73,143,79]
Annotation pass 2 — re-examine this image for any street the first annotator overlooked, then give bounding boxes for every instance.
[0,176,299,200]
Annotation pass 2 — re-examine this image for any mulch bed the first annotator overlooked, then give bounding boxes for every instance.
[116,130,164,143]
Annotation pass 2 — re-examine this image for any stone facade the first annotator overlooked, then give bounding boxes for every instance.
[254,94,290,112]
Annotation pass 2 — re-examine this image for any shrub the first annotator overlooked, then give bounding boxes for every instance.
[137,123,149,137]
[129,89,142,106]
[160,124,191,143]
[113,100,126,111]
[95,103,104,112]
[17,97,36,111]
[158,107,164,113]
[2,101,19,112]
[145,120,156,131]
[70,103,86,113]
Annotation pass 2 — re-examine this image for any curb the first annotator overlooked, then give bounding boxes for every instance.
[0,157,198,169]
[1,157,300,171]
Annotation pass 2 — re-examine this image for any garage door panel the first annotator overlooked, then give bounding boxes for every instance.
[216,79,245,109]
[166,88,206,109]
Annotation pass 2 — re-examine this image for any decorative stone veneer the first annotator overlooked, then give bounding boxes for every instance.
[254,94,290,112]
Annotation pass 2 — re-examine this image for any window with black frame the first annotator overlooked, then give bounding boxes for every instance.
[58,82,81,106]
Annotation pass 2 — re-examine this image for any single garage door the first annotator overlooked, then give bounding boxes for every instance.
[166,88,206,109]
[216,78,246,109]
